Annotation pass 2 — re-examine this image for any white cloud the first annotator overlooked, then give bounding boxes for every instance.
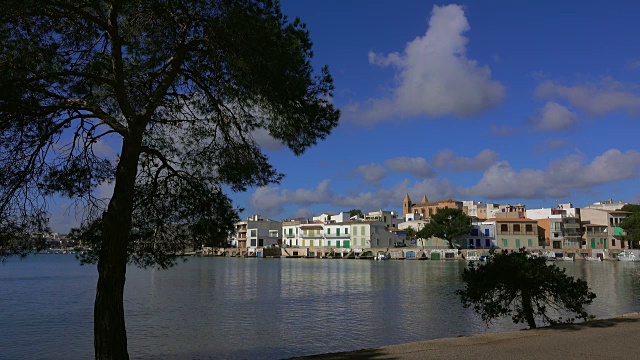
[350,4,505,122]
[354,163,388,184]
[384,157,434,178]
[251,128,285,151]
[529,102,577,131]
[431,149,499,172]
[535,78,640,115]
[248,180,334,217]
[463,149,640,199]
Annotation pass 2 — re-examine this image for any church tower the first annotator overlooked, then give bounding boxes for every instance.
[402,193,412,216]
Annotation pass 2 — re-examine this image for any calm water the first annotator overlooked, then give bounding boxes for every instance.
[2,255,640,360]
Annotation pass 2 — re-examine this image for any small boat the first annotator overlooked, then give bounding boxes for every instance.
[559,256,574,261]
[375,251,389,260]
[584,256,601,261]
[465,250,480,261]
[617,250,637,262]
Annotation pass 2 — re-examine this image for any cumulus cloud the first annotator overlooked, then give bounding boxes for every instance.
[528,102,577,131]
[349,4,504,122]
[463,149,640,199]
[354,163,388,184]
[535,78,640,115]
[248,180,334,217]
[431,149,499,172]
[384,157,434,178]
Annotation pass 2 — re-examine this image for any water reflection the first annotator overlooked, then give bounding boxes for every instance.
[1,256,639,360]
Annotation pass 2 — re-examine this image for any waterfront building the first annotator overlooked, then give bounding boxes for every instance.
[233,215,282,249]
[584,199,627,211]
[492,217,541,250]
[495,203,527,218]
[459,221,497,249]
[527,204,582,252]
[282,219,402,249]
[463,201,500,220]
[364,209,400,229]
[312,212,352,223]
[580,208,630,253]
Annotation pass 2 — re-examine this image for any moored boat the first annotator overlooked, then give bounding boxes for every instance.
[617,250,637,262]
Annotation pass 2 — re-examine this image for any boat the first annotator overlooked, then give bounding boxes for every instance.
[560,256,574,261]
[465,250,480,261]
[584,256,601,261]
[542,251,557,261]
[617,250,637,262]
[375,251,389,260]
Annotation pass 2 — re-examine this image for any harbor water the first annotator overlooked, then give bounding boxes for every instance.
[1,255,640,360]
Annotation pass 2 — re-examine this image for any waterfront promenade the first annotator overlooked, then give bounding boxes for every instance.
[294,313,640,360]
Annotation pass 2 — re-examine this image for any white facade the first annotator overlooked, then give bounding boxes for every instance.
[364,210,400,228]
[459,221,497,249]
[281,220,401,249]
[234,215,282,249]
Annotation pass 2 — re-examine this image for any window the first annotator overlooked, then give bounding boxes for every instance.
[485,239,491,247]
[353,227,357,235]
[361,226,365,235]
[288,228,293,235]
[469,239,474,245]
[515,239,521,248]
[471,229,479,236]
[336,241,341,248]
[527,239,533,247]
[251,239,256,246]
[485,229,490,236]
[500,224,508,232]
[525,224,533,232]
[612,239,616,247]
[345,228,349,235]
[513,224,521,232]
[337,228,341,236]
[327,228,331,234]
[328,241,332,246]
[250,229,257,237]
[269,230,278,238]
[502,239,508,247]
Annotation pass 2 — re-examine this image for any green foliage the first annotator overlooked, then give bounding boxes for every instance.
[417,208,472,248]
[620,204,640,214]
[619,206,640,247]
[349,209,363,218]
[0,0,340,264]
[456,249,596,329]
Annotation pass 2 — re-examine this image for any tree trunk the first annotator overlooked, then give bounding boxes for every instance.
[94,136,141,360]
[521,288,537,329]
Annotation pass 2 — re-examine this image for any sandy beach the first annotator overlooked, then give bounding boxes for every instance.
[291,313,640,360]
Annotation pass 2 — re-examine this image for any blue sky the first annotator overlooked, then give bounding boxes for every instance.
[238,0,640,221]
[48,0,640,232]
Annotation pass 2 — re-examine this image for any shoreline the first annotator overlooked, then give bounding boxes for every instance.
[290,312,640,359]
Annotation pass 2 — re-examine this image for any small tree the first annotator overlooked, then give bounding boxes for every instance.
[456,249,596,329]
[417,207,472,249]
[620,204,640,249]
[349,209,363,218]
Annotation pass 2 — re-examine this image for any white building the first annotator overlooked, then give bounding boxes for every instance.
[364,209,400,229]
[233,215,281,249]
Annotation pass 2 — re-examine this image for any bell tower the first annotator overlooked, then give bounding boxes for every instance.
[402,193,412,216]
